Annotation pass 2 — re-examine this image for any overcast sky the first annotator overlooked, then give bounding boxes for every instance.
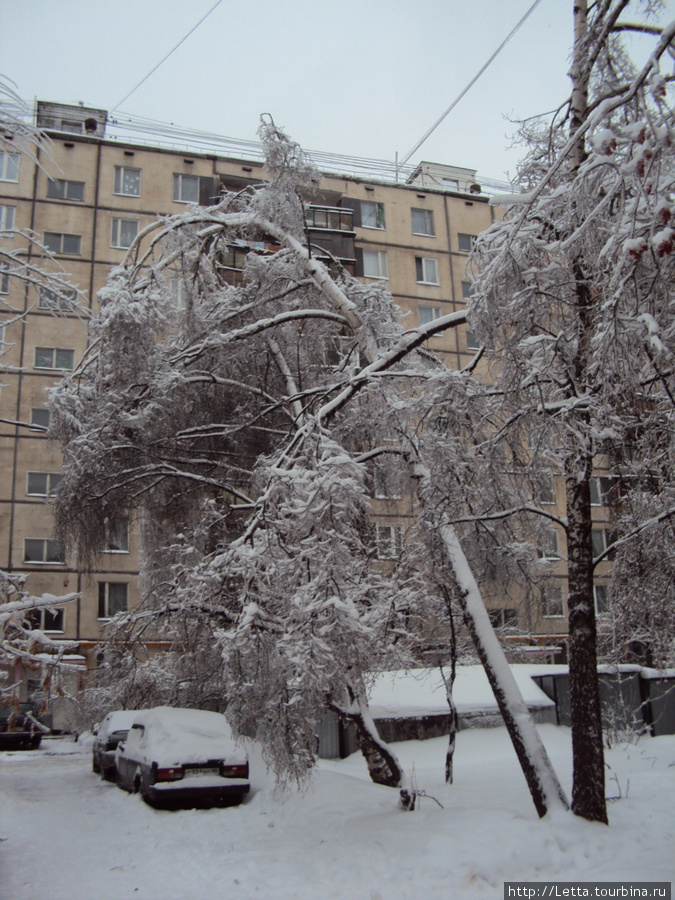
[3,0,674,182]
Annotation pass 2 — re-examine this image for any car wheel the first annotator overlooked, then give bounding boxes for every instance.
[92,757,101,774]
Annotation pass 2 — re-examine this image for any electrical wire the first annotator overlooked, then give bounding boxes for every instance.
[399,0,545,166]
[110,0,225,113]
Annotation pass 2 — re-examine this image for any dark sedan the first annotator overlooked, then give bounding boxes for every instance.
[92,709,143,780]
[115,707,250,808]
[0,702,47,750]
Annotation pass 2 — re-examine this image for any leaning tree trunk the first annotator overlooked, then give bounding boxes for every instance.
[332,682,414,809]
[440,525,569,818]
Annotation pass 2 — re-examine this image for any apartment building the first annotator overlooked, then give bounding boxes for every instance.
[0,102,616,698]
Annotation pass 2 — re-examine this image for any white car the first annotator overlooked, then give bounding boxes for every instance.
[115,707,250,808]
[92,709,143,780]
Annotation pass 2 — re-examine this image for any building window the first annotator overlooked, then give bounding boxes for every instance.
[594,584,610,616]
[533,476,556,505]
[47,179,85,202]
[171,278,187,310]
[360,200,385,230]
[0,263,8,294]
[458,233,477,252]
[34,347,75,370]
[27,472,62,497]
[24,538,65,564]
[173,173,199,204]
[43,232,81,255]
[114,166,141,197]
[110,218,138,249]
[465,331,481,351]
[488,608,519,628]
[442,178,459,191]
[0,205,15,234]
[104,517,129,553]
[30,408,50,429]
[461,281,473,301]
[375,524,404,559]
[418,305,442,327]
[539,528,561,560]
[541,581,564,618]
[415,257,439,285]
[590,476,619,507]
[98,582,128,619]
[362,249,388,279]
[372,464,401,500]
[592,529,616,562]
[411,208,435,236]
[0,151,19,182]
[27,607,64,632]
[38,286,78,311]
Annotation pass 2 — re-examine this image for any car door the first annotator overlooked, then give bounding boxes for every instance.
[118,722,144,789]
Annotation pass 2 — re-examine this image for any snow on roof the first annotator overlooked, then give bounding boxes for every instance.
[367,666,555,720]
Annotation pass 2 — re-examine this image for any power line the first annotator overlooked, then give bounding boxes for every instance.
[110,0,225,113]
[399,0,545,166]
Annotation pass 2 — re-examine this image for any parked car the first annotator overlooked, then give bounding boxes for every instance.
[115,707,250,808]
[92,709,143,780]
[0,702,48,750]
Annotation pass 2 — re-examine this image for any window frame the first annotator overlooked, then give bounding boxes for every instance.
[104,517,130,554]
[27,606,65,633]
[539,527,561,560]
[0,150,20,183]
[172,173,200,204]
[110,217,139,250]
[415,257,439,285]
[24,537,65,565]
[541,581,565,618]
[458,233,477,253]
[0,204,15,234]
[0,262,9,295]
[418,305,442,327]
[34,347,75,371]
[46,178,85,202]
[411,208,435,237]
[98,581,128,620]
[30,408,50,429]
[38,286,78,311]
[113,165,142,197]
[594,584,610,616]
[43,232,82,256]
[360,200,385,230]
[26,471,62,497]
[375,523,404,559]
[362,249,389,279]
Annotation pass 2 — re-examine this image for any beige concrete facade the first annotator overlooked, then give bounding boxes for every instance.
[0,103,617,687]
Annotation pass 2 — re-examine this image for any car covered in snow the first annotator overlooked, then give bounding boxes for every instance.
[115,707,250,808]
[0,702,48,751]
[92,709,143,780]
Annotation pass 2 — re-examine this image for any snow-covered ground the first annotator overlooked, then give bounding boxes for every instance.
[2,725,674,900]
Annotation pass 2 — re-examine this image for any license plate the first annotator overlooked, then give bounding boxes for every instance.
[188,767,219,776]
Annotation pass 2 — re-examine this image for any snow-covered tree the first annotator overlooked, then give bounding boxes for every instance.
[0,569,78,702]
[468,0,675,823]
[50,118,566,815]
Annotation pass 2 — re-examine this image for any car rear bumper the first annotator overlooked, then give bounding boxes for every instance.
[146,776,250,807]
[0,732,41,751]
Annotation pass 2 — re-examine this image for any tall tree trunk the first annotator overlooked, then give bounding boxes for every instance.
[563,0,609,824]
[565,462,608,822]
